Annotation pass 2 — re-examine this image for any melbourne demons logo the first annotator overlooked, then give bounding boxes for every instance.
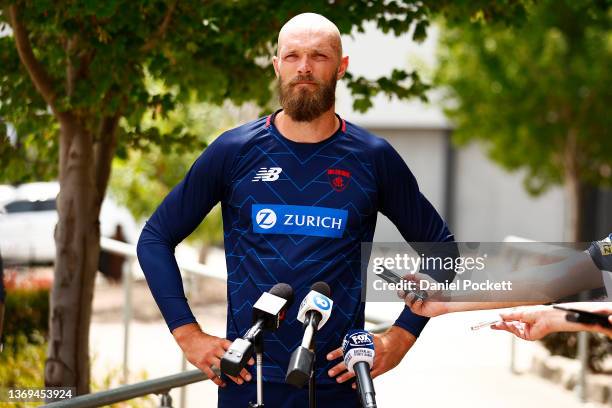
[327,168,351,192]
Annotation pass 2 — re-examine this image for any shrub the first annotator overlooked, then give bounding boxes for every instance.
[3,288,49,342]
[0,332,46,408]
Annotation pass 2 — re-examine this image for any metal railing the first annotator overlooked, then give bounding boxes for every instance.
[42,238,393,407]
[44,323,392,408]
[44,370,209,408]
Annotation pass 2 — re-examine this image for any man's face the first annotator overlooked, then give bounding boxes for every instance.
[273,29,348,122]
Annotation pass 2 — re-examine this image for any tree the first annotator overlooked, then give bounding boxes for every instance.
[109,99,247,253]
[436,0,611,241]
[0,0,528,394]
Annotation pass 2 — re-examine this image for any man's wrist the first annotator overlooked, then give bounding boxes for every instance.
[385,325,416,353]
[172,322,203,346]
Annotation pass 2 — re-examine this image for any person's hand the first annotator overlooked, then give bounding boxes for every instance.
[326,326,415,388]
[404,293,449,317]
[491,306,563,341]
[172,323,254,387]
[492,305,612,340]
[401,273,448,317]
[491,306,567,341]
[580,306,612,338]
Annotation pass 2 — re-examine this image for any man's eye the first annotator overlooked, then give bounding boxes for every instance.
[284,54,298,61]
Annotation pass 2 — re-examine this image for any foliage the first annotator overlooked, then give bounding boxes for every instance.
[436,0,612,195]
[0,0,530,183]
[108,97,240,246]
[2,288,49,341]
[0,332,46,391]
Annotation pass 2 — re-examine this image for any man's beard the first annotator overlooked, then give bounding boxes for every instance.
[278,74,336,122]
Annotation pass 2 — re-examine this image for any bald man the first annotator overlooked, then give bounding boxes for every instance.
[138,13,455,407]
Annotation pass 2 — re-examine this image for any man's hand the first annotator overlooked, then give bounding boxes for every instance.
[172,323,254,387]
[401,272,448,317]
[326,326,416,388]
[404,293,450,318]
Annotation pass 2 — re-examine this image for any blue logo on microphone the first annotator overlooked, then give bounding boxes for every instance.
[313,294,331,311]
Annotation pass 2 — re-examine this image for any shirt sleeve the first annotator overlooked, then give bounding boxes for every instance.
[136,132,238,332]
[374,139,457,338]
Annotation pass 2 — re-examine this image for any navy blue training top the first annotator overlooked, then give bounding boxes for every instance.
[137,111,454,383]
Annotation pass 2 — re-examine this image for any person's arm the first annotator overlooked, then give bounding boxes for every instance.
[136,132,251,386]
[492,302,612,339]
[406,237,610,317]
[374,139,456,338]
[327,139,456,384]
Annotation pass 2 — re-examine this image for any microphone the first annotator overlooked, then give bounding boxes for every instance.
[285,281,333,387]
[221,283,294,377]
[342,330,377,408]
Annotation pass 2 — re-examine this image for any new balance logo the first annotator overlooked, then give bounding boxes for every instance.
[252,167,282,182]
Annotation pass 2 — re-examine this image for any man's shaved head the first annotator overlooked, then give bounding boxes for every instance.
[273,13,348,122]
[277,13,342,59]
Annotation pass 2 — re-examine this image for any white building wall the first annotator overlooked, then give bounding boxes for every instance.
[337,24,568,243]
[368,131,567,242]
[453,143,566,242]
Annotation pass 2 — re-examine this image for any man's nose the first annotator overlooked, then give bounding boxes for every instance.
[297,56,312,74]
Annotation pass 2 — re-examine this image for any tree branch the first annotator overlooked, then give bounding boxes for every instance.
[8,5,63,117]
[76,49,96,82]
[65,35,79,98]
[140,0,178,53]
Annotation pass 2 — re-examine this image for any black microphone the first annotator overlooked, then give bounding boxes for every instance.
[342,330,377,408]
[286,281,333,387]
[221,283,294,376]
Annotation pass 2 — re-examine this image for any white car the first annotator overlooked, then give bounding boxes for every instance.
[0,182,139,264]
[0,185,15,207]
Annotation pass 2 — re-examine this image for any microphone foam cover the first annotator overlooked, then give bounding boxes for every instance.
[310,281,331,298]
[270,283,295,308]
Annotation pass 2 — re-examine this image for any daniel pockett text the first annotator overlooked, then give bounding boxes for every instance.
[372,277,513,292]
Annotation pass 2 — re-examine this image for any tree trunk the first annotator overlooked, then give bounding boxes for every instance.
[45,115,101,395]
[565,164,583,243]
[564,129,596,243]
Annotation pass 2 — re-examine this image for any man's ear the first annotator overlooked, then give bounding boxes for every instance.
[272,55,280,78]
[337,55,349,80]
